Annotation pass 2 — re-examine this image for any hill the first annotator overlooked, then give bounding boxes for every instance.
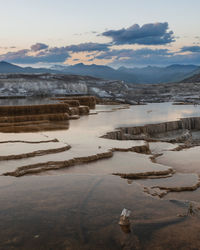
[52,63,139,83]
[53,63,199,84]
[0,61,59,74]
[118,64,199,83]
[181,73,200,83]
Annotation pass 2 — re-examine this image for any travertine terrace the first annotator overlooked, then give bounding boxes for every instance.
[1,101,200,249]
[0,96,96,132]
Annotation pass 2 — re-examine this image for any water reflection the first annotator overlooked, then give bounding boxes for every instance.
[0,174,196,250]
[1,102,200,249]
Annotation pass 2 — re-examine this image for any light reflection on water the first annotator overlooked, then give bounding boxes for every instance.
[1,102,200,249]
[0,174,194,250]
[38,102,200,149]
[157,146,200,174]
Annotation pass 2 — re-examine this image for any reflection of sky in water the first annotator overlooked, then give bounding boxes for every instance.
[0,174,195,250]
[34,102,200,158]
[1,103,200,249]
[115,103,200,128]
[157,146,200,174]
[49,103,200,140]
[1,102,200,174]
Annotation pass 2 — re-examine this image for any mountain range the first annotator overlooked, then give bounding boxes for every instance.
[0,61,199,84]
[0,61,59,74]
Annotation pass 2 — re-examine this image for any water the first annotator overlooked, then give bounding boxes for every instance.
[1,102,200,249]
[157,146,200,174]
[0,174,196,250]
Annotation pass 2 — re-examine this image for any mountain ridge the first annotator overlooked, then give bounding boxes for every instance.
[0,61,200,84]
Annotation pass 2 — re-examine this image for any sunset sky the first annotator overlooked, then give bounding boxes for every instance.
[0,0,200,67]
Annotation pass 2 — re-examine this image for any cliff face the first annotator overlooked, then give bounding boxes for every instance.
[1,72,200,104]
[0,73,128,101]
[0,74,97,97]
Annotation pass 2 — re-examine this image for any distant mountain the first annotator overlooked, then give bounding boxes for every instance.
[181,73,200,83]
[52,63,139,83]
[0,61,27,73]
[188,66,200,76]
[118,64,199,83]
[52,63,199,84]
[0,61,200,84]
[0,61,59,74]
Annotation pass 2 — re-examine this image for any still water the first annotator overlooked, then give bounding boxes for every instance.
[1,102,200,249]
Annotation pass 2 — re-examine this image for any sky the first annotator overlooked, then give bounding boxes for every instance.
[0,0,200,68]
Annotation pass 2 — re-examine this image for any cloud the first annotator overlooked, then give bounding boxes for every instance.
[180,46,200,53]
[0,46,70,64]
[95,48,171,60]
[65,42,110,52]
[0,49,29,61]
[0,36,200,67]
[92,47,200,67]
[105,48,200,67]
[31,43,49,51]
[101,22,175,45]
[0,42,111,64]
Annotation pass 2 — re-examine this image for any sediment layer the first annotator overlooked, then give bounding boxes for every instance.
[113,168,174,180]
[3,151,113,177]
[0,113,69,123]
[0,97,94,132]
[144,179,200,198]
[3,144,150,177]
[101,116,200,144]
[154,180,200,193]
[111,143,150,154]
[0,103,70,132]
[0,139,59,144]
[0,103,70,116]
[55,96,96,109]
[69,106,90,116]
[0,145,71,161]
[0,122,69,133]
[61,100,80,107]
